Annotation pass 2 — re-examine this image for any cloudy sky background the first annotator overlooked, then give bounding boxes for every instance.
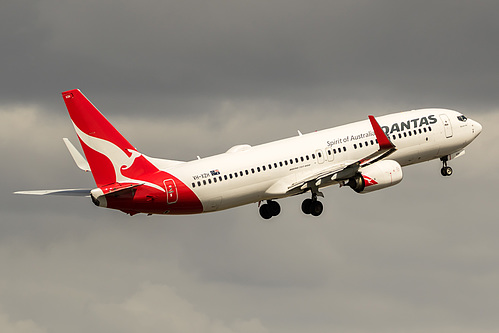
[1,1,498,332]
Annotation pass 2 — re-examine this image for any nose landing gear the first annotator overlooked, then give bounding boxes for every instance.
[440,156,453,176]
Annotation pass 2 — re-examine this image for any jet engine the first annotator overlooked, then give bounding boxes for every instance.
[347,160,403,193]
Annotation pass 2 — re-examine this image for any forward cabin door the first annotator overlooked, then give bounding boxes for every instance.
[440,114,453,138]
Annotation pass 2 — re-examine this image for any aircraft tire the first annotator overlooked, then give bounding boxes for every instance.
[268,201,281,216]
[301,199,313,214]
[259,204,273,219]
[441,166,453,176]
[310,200,323,217]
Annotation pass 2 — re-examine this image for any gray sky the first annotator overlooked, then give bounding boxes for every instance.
[1,1,498,332]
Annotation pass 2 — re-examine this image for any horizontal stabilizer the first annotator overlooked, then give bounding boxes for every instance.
[63,138,91,172]
[14,189,91,197]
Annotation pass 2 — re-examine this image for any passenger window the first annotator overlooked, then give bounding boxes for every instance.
[192,183,195,188]
[203,180,207,185]
[279,162,283,167]
[257,167,261,172]
[198,181,201,186]
[208,179,212,184]
[354,144,357,149]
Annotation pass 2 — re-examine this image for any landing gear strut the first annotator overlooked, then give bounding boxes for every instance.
[301,193,324,217]
[259,200,281,219]
[440,156,453,176]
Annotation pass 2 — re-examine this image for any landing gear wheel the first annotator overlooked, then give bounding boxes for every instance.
[310,200,323,217]
[259,204,273,219]
[441,166,453,176]
[259,200,281,219]
[268,200,281,216]
[301,198,313,214]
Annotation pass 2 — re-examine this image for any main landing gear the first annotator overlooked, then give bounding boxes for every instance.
[440,156,453,177]
[301,193,324,217]
[259,200,281,219]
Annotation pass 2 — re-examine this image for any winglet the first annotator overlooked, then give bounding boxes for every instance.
[368,115,394,150]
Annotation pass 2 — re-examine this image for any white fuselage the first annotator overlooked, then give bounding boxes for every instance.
[155,109,481,212]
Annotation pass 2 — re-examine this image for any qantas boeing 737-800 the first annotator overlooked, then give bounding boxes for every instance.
[15,89,482,219]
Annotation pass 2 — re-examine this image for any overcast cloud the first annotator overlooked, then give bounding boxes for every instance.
[1,1,498,332]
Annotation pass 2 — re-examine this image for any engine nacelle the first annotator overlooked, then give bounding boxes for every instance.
[348,160,403,194]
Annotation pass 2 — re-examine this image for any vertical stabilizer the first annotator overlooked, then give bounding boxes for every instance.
[62,89,157,187]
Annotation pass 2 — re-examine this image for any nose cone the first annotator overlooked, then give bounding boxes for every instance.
[472,119,482,137]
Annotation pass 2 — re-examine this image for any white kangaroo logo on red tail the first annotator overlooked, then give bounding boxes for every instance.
[73,122,165,193]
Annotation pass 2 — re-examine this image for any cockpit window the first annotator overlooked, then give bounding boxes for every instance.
[457,115,467,122]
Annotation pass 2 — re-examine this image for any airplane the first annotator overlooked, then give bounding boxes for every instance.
[15,89,482,219]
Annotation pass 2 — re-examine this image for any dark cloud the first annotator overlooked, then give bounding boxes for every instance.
[2,1,499,112]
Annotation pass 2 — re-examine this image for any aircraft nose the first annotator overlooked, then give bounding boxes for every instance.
[473,120,482,136]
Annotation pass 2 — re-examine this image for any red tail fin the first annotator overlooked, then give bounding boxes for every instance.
[62,89,157,187]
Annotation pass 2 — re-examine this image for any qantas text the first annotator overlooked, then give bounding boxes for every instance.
[381,115,437,135]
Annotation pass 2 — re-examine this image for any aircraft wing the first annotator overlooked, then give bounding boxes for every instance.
[287,115,396,194]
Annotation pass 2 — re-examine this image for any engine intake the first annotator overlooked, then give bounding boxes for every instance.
[347,160,403,193]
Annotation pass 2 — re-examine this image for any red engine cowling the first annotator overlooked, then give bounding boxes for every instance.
[348,160,403,194]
